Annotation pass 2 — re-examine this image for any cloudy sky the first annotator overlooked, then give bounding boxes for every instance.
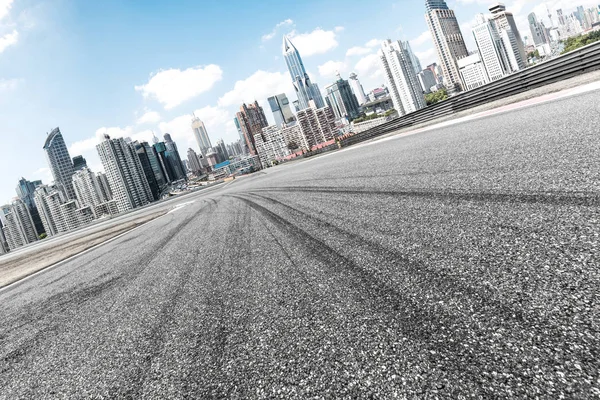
[0,0,596,202]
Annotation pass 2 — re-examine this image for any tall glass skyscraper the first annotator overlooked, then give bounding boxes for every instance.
[43,127,77,200]
[191,114,212,155]
[268,93,296,127]
[283,36,325,111]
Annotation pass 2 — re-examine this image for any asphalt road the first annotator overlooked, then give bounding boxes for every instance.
[1,89,599,399]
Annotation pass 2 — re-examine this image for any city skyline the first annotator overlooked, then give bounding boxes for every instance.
[0,0,598,202]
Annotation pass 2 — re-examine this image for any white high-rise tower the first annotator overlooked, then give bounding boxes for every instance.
[191,114,212,155]
[472,13,511,82]
[348,73,368,105]
[378,39,427,116]
[96,135,153,213]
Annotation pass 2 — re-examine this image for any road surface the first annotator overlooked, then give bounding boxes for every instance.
[1,89,599,398]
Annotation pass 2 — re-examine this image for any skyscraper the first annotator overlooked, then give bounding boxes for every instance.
[233,117,248,154]
[15,177,45,235]
[215,138,230,163]
[348,73,368,105]
[164,133,187,181]
[457,53,489,91]
[255,126,291,167]
[472,13,511,82]
[378,39,427,116]
[72,155,88,172]
[528,13,549,46]
[72,167,106,210]
[268,93,296,127]
[236,101,269,156]
[191,115,212,155]
[96,135,154,213]
[283,36,325,110]
[295,103,337,149]
[34,185,64,236]
[187,148,204,174]
[401,41,423,75]
[417,69,437,93]
[325,73,361,121]
[131,142,162,200]
[43,127,76,200]
[1,199,38,250]
[489,3,527,71]
[425,0,470,92]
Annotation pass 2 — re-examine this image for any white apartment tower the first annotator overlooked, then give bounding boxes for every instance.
[378,39,427,116]
[472,13,511,82]
[425,0,470,92]
[295,103,337,149]
[255,126,291,166]
[96,135,154,214]
[1,199,38,250]
[73,167,105,210]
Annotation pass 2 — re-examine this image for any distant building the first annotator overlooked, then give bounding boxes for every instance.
[96,135,154,213]
[215,138,230,163]
[15,177,45,236]
[283,36,325,110]
[325,72,361,121]
[295,103,337,148]
[43,127,76,200]
[191,114,212,155]
[72,155,88,172]
[236,101,269,156]
[348,73,368,105]
[255,125,291,166]
[72,167,115,217]
[425,0,470,92]
[34,185,64,236]
[417,69,438,93]
[1,199,38,250]
[163,134,187,181]
[489,3,527,71]
[379,39,426,115]
[268,93,296,127]
[132,142,162,200]
[187,148,204,174]
[458,53,489,91]
[528,12,549,46]
[96,172,113,202]
[401,40,423,75]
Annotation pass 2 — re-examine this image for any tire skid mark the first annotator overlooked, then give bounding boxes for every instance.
[249,186,600,207]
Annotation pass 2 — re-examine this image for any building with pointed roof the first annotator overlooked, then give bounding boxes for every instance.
[283,36,325,111]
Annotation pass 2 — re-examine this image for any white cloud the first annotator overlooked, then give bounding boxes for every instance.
[262,19,294,41]
[355,53,381,78]
[410,31,431,48]
[334,26,344,32]
[318,60,345,78]
[0,78,19,91]
[288,28,340,57]
[135,64,223,110]
[415,48,437,66]
[346,46,371,57]
[218,70,292,108]
[365,39,381,48]
[0,30,18,53]
[0,0,14,21]
[136,110,161,125]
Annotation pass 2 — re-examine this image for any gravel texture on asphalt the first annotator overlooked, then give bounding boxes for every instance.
[0,90,599,399]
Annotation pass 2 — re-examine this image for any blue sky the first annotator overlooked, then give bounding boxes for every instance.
[0,0,595,202]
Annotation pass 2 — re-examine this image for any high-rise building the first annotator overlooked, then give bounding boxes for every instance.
[457,53,489,91]
[1,199,38,250]
[72,155,88,172]
[164,134,187,181]
[72,167,106,211]
[236,101,269,156]
[325,73,361,121]
[233,117,249,155]
[15,177,45,235]
[472,13,511,82]
[268,93,296,127]
[96,135,154,213]
[401,41,423,75]
[295,103,337,149]
[215,138,230,163]
[348,73,368,105]
[187,148,204,174]
[96,172,113,202]
[255,126,291,167]
[153,142,176,184]
[283,36,325,110]
[379,39,427,115]
[43,127,76,200]
[417,69,438,93]
[489,3,527,71]
[425,0,470,92]
[191,115,212,155]
[34,185,63,236]
[131,142,162,200]
[529,13,549,46]
[138,142,167,189]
